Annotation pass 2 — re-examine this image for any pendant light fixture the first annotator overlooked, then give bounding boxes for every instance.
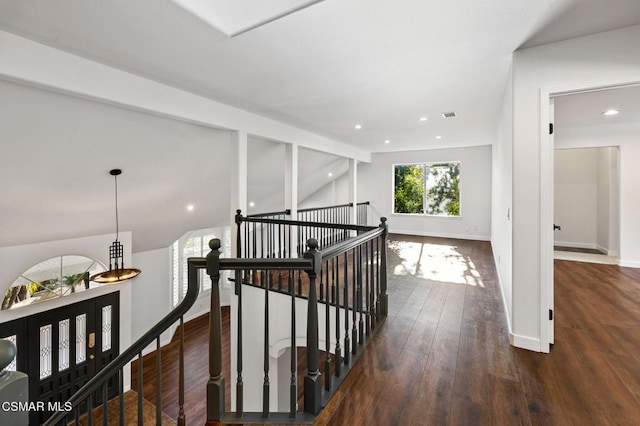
[90,169,141,283]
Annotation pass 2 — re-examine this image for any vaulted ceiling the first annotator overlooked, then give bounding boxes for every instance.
[1,0,639,252]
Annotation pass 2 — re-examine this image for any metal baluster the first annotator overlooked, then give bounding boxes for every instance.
[365,240,370,337]
[206,239,225,422]
[380,218,389,317]
[278,223,283,290]
[369,239,376,329]
[333,257,341,377]
[351,248,358,355]
[102,381,108,426]
[304,239,322,415]
[87,395,93,426]
[289,264,297,418]
[252,222,257,283]
[137,352,143,425]
[358,245,364,345]
[74,405,79,425]
[236,270,244,417]
[118,368,124,426]
[325,259,332,391]
[344,251,351,365]
[376,236,381,323]
[319,261,324,302]
[156,336,161,426]
[261,224,266,288]
[178,317,185,426]
[263,266,270,417]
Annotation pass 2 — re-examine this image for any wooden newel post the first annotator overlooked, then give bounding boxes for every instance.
[380,217,388,317]
[206,238,225,424]
[304,238,323,415]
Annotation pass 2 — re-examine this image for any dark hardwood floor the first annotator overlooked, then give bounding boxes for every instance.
[133,234,640,425]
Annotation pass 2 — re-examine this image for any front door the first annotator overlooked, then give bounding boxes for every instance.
[0,291,119,425]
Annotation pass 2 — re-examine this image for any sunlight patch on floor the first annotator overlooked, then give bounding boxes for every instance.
[389,240,485,287]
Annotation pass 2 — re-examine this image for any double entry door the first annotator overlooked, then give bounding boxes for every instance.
[0,291,119,425]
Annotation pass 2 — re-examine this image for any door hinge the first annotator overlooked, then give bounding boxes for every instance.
[549,309,554,320]
[549,123,554,135]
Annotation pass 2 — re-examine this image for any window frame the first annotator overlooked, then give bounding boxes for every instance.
[172,226,231,307]
[391,161,462,218]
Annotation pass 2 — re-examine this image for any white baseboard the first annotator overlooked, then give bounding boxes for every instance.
[619,259,640,268]
[554,240,597,250]
[490,240,512,335]
[390,228,490,241]
[509,333,542,352]
[595,244,618,257]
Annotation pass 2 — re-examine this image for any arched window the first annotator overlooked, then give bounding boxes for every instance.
[172,226,231,307]
[2,255,107,311]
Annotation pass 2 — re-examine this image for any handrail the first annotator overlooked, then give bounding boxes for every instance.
[43,257,203,425]
[246,202,369,216]
[208,215,389,422]
[246,209,290,218]
[297,202,352,213]
[220,257,312,271]
[239,215,375,232]
[321,221,385,261]
[297,201,370,213]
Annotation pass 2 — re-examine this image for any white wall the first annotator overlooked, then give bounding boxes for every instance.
[556,124,639,263]
[359,146,492,240]
[230,285,355,412]
[131,248,173,350]
[299,172,350,210]
[247,137,286,215]
[492,67,513,334]
[596,148,612,253]
[0,232,134,389]
[553,148,599,248]
[506,24,640,351]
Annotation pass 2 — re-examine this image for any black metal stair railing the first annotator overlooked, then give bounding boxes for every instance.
[204,215,388,423]
[43,203,384,426]
[245,201,370,227]
[235,206,372,298]
[43,256,203,426]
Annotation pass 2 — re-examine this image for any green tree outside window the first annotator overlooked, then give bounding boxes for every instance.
[393,162,460,216]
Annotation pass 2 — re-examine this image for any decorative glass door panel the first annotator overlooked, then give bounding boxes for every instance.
[0,291,122,425]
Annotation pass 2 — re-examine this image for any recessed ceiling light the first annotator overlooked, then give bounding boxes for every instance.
[435,136,442,140]
[328,172,333,177]
[384,140,391,144]
[419,117,428,122]
[602,109,620,116]
[186,204,195,211]
[442,112,456,118]
[354,124,362,130]
[249,201,255,207]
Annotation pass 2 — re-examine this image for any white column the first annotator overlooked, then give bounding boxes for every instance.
[349,158,358,225]
[230,130,248,257]
[285,143,299,219]
[285,143,299,255]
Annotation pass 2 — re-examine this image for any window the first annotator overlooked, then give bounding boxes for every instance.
[2,256,107,311]
[172,226,231,306]
[393,162,460,216]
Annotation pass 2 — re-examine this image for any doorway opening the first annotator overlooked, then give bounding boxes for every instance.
[541,81,640,352]
[552,146,619,265]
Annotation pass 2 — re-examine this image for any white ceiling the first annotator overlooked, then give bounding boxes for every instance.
[2,0,639,153]
[1,0,640,252]
[555,84,640,129]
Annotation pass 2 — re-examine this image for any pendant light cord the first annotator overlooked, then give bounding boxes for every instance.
[114,173,119,241]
